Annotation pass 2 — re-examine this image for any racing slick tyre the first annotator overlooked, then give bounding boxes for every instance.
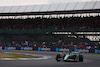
[56,54,62,62]
[74,55,78,62]
[79,55,83,62]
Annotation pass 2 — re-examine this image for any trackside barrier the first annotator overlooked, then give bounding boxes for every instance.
[89,49,95,53]
[7,47,16,50]
[16,47,21,50]
[41,48,50,51]
[24,47,33,50]
[1,46,4,49]
[78,49,89,53]
[2,47,100,54]
[33,47,38,51]
[99,50,100,53]
[21,47,24,50]
[59,48,69,52]
[0,47,2,50]
[51,47,56,51]
[38,47,41,51]
[74,49,78,52]
[4,47,7,50]
[94,49,99,53]
[56,48,59,52]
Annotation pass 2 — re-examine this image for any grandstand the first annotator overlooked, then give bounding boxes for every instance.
[0,1,100,49]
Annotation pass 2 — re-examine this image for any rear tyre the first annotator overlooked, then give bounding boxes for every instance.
[79,55,83,62]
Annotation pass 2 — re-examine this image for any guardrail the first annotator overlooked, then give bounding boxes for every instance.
[1,47,100,53]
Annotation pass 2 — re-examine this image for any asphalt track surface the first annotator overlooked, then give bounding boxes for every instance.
[0,50,100,67]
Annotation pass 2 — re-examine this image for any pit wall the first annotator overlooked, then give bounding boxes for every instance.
[0,46,100,53]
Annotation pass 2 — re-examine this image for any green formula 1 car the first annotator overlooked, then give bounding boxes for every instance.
[56,52,83,62]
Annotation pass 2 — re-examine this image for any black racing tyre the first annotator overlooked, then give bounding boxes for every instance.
[74,55,78,61]
[79,55,83,62]
[74,55,77,59]
[56,59,61,62]
[56,54,62,62]
[57,54,62,58]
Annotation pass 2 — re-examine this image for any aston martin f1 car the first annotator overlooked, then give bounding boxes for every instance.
[56,52,83,62]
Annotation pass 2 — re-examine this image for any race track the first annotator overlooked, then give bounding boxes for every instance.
[0,50,100,67]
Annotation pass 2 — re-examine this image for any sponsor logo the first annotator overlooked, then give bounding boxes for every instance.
[0,47,2,50]
[7,47,16,50]
[59,48,69,52]
[41,48,50,51]
[99,50,100,53]
[24,47,32,50]
[78,49,89,53]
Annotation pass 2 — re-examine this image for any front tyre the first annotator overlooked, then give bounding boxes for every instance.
[56,54,62,62]
[79,55,83,62]
[74,55,78,62]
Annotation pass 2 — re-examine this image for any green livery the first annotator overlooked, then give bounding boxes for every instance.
[56,52,83,62]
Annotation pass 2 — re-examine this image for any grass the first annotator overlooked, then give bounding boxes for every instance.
[0,52,39,58]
